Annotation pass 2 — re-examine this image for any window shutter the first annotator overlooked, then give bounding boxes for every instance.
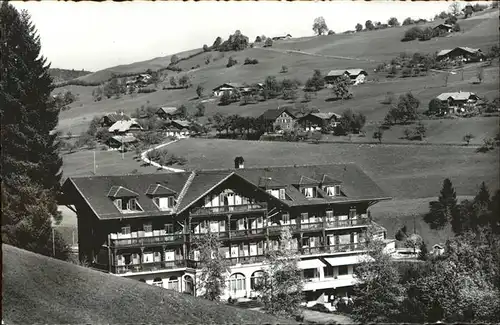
[168,196,175,207]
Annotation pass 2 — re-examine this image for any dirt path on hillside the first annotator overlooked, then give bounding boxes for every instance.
[254,46,376,62]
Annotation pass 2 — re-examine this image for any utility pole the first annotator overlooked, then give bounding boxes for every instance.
[51,216,56,257]
[93,150,96,174]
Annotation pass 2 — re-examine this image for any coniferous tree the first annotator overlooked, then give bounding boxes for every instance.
[1,2,67,258]
[424,179,458,231]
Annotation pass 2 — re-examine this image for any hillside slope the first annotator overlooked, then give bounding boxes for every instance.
[2,245,283,324]
[49,68,92,83]
[74,48,203,84]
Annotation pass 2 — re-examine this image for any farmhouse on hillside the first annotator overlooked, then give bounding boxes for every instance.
[99,112,130,127]
[436,47,485,62]
[156,107,183,120]
[298,112,341,131]
[108,119,143,134]
[259,107,297,132]
[106,134,138,151]
[62,162,396,306]
[272,34,292,41]
[436,91,480,114]
[433,23,453,33]
[212,83,244,97]
[325,69,368,85]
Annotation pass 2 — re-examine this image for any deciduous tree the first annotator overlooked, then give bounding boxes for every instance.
[255,227,303,317]
[313,16,328,35]
[193,232,230,301]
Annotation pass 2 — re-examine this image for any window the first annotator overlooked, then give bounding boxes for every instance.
[143,223,152,232]
[251,271,264,290]
[165,223,173,234]
[326,210,334,222]
[302,187,314,198]
[349,207,357,219]
[324,266,334,278]
[282,213,290,225]
[302,237,310,248]
[153,196,175,211]
[228,273,246,292]
[115,198,143,213]
[301,212,309,224]
[335,185,341,196]
[303,269,317,280]
[324,186,335,196]
[121,225,131,235]
[279,188,286,200]
[338,265,348,276]
[153,277,164,287]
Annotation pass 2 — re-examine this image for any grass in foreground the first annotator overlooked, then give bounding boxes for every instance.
[2,245,284,324]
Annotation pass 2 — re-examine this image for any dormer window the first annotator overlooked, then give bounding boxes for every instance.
[266,188,286,200]
[153,196,175,211]
[301,187,316,198]
[323,185,341,197]
[107,185,142,213]
[114,198,143,213]
[146,183,177,211]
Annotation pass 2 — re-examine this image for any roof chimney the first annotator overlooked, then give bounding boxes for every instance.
[234,156,244,169]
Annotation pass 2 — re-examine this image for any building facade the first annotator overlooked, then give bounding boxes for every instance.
[62,163,394,302]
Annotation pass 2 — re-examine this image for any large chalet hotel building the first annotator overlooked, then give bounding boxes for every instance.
[62,161,395,301]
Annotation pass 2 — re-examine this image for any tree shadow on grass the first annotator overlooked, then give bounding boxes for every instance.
[325,97,342,102]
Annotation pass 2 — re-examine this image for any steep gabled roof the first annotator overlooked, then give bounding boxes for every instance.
[108,120,143,133]
[296,176,321,186]
[346,69,367,76]
[258,176,286,189]
[63,163,390,220]
[157,107,178,115]
[437,49,453,57]
[436,91,478,101]
[107,186,139,198]
[327,70,348,77]
[309,112,341,120]
[321,174,343,185]
[172,119,190,128]
[260,107,296,121]
[145,184,177,196]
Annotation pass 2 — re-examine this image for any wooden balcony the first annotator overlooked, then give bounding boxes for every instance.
[110,234,184,248]
[191,228,266,240]
[300,243,363,256]
[189,202,268,217]
[325,218,369,229]
[113,259,194,274]
[227,255,267,265]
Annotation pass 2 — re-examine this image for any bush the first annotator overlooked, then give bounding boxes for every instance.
[226,56,238,68]
[418,27,434,41]
[280,65,288,73]
[310,303,330,313]
[401,68,412,78]
[137,88,156,94]
[244,57,259,65]
[381,92,395,105]
[402,27,423,42]
[264,38,273,47]
[452,23,461,32]
[445,16,458,25]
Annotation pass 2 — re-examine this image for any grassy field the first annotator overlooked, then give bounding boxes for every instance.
[55,9,499,137]
[163,138,499,199]
[61,148,168,178]
[2,245,284,324]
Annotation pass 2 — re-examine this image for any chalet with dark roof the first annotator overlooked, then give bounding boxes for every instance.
[298,112,341,131]
[99,112,131,127]
[156,107,183,120]
[62,163,394,302]
[259,107,297,132]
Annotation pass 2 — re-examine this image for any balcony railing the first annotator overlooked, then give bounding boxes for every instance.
[190,202,267,217]
[110,234,184,247]
[191,228,266,240]
[301,243,363,256]
[113,259,193,274]
[227,255,267,265]
[325,218,369,229]
[299,222,324,231]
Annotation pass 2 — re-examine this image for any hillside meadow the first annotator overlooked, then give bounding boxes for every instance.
[54,9,499,137]
[2,245,285,324]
